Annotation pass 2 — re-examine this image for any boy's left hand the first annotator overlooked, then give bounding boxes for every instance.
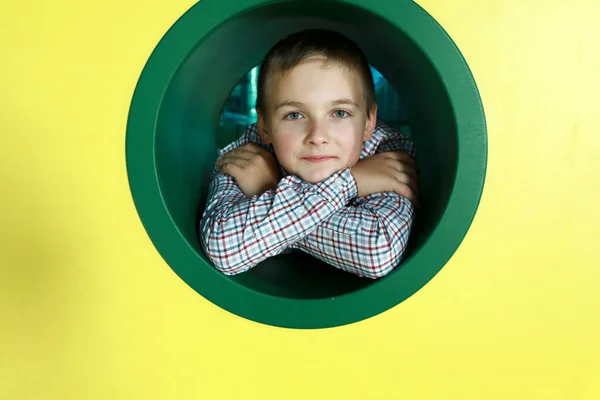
[216,143,281,197]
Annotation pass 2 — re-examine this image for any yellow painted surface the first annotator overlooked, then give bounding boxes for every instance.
[1,0,599,398]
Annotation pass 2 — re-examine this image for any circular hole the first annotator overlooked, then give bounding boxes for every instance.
[126,0,487,328]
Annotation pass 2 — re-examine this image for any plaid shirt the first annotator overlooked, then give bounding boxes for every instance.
[200,119,416,279]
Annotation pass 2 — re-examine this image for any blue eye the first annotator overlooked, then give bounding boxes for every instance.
[333,110,349,118]
[286,112,302,120]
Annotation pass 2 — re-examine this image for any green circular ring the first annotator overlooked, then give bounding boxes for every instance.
[126,0,487,329]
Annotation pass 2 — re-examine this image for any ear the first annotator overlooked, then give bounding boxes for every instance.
[257,111,272,145]
[363,104,378,141]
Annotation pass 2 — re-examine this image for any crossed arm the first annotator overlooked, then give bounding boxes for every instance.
[200,169,415,278]
[200,129,414,279]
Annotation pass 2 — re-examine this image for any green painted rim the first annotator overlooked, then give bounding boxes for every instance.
[126,0,487,329]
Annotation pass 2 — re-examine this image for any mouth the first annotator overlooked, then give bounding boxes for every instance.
[302,156,336,163]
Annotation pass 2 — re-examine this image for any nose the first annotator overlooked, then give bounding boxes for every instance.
[305,119,330,145]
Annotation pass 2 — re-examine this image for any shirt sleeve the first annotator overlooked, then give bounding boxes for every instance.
[291,193,414,279]
[372,120,416,157]
[199,157,358,275]
[291,122,417,279]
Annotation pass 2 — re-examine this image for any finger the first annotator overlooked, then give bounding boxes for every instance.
[384,155,417,177]
[387,162,418,184]
[218,160,248,178]
[217,152,246,165]
[404,169,419,191]
[232,143,265,157]
[218,154,252,165]
[391,171,420,196]
[231,146,264,158]
[382,151,415,165]
[385,163,419,193]
[217,155,252,168]
[393,182,420,208]
[406,179,420,197]
[220,162,243,177]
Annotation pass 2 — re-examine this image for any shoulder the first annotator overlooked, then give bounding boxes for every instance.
[363,118,416,158]
[219,123,274,156]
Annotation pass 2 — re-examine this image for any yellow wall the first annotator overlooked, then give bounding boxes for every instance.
[1,0,599,398]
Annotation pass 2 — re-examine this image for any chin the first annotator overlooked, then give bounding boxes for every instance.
[300,169,339,184]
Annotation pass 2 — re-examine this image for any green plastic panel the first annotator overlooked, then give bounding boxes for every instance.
[126,0,487,329]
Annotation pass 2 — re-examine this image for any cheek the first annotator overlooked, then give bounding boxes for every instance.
[271,132,299,162]
[335,124,364,167]
[338,125,363,153]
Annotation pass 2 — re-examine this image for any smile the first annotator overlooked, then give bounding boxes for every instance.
[302,156,335,163]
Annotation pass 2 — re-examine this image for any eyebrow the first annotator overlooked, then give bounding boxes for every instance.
[275,98,360,110]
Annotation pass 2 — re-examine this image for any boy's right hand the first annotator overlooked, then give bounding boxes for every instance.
[350,151,419,206]
[216,143,281,197]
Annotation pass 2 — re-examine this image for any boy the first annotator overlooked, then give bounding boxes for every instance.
[200,29,419,279]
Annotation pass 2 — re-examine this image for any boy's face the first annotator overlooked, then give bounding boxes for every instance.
[258,57,377,184]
